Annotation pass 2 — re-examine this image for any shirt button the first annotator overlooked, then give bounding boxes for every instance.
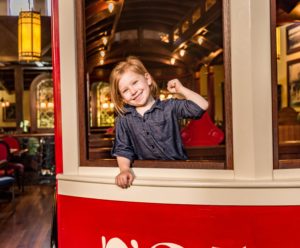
[146,132,149,135]
[151,145,155,149]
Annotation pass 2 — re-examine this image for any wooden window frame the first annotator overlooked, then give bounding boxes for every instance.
[270,0,300,169]
[75,0,233,169]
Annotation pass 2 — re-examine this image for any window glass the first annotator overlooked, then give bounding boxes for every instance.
[78,0,232,168]
[9,0,34,15]
[46,0,51,16]
[272,0,300,169]
[36,78,54,129]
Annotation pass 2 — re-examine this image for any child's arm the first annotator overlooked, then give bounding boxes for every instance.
[167,79,209,110]
[115,156,134,188]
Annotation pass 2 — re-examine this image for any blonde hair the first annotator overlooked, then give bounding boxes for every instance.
[110,56,159,114]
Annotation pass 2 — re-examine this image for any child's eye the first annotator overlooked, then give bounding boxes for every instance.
[122,89,128,94]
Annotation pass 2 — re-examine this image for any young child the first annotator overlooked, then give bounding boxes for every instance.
[110,56,208,188]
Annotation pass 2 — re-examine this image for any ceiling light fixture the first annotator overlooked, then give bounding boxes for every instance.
[105,0,115,13]
[170,57,176,65]
[18,1,41,62]
[100,49,106,57]
[102,35,108,46]
[197,36,204,45]
[179,49,186,57]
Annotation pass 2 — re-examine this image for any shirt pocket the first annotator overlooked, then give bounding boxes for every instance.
[148,120,168,142]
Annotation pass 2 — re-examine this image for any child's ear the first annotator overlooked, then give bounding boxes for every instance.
[145,73,152,86]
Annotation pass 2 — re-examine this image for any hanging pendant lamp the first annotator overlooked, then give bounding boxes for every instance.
[18,10,41,61]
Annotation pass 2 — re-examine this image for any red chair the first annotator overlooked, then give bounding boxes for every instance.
[2,135,29,169]
[2,135,28,156]
[181,112,224,146]
[0,142,15,177]
[2,135,20,150]
[0,141,24,192]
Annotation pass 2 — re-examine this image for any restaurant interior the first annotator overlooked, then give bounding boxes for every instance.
[0,0,299,213]
[0,0,54,194]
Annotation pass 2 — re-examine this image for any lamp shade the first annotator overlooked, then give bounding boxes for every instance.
[18,11,41,61]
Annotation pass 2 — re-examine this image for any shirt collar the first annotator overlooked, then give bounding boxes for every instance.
[123,99,163,116]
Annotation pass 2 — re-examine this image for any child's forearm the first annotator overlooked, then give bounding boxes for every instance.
[115,156,134,188]
[180,86,209,110]
[116,156,131,172]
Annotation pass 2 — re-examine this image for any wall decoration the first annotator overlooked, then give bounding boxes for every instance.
[286,23,300,54]
[3,103,16,122]
[287,59,300,107]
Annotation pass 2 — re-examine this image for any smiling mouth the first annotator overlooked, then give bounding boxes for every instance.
[133,92,142,101]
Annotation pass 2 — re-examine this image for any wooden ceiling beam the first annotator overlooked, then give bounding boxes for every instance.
[87,41,172,71]
[123,0,196,8]
[172,1,222,52]
[117,21,173,33]
[119,14,180,25]
[107,0,125,52]
[86,12,114,29]
[277,0,299,13]
[86,19,113,38]
[195,48,223,67]
[121,5,187,17]
[86,1,110,18]
[87,39,201,72]
[92,55,187,71]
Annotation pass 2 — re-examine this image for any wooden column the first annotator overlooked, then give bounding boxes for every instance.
[207,65,215,121]
[91,82,97,127]
[14,66,24,131]
[193,71,200,93]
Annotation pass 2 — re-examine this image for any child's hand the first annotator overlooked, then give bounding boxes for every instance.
[115,169,134,189]
[167,79,184,94]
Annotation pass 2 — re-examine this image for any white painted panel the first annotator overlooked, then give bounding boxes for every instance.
[58,0,80,174]
[58,175,300,205]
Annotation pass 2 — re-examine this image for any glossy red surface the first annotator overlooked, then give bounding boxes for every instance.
[58,195,300,248]
[52,0,63,175]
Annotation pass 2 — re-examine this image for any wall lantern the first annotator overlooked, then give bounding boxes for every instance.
[18,10,41,61]
[0,97,10,107]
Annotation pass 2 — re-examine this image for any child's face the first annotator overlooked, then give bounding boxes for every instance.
[118,70,153,108]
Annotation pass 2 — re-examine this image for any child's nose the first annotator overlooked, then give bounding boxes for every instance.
[129,86,137,95]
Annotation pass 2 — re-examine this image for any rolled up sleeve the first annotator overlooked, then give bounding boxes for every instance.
[172,99,205,119]
[111,117,136,161]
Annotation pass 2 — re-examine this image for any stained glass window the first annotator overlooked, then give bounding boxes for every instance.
[36,78,54,128]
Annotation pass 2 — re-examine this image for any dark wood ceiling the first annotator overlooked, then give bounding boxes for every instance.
[277,0,300,25]
[85,0,224,82]
[85,0,300,79]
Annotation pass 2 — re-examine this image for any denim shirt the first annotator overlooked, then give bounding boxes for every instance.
[112,99,205,161]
